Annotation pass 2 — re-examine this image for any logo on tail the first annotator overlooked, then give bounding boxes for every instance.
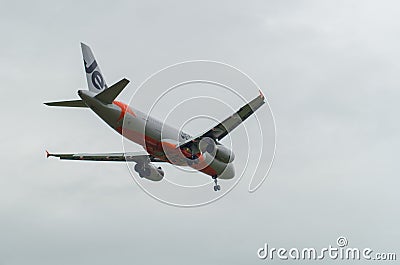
[84,59,105,90]
[81,42,107,93]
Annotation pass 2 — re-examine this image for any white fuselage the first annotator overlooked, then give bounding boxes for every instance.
[78,90,235,179]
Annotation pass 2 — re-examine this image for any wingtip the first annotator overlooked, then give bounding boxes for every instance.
[45,150,50,158]
[259,89,265,100]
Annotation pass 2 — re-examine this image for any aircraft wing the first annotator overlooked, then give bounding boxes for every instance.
[46,151,164,163]
[178,91,265,148]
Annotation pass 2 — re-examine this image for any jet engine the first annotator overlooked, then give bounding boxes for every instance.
[134,163,164,181]
[199,137,235,163]
[199,137,217,154]
[215,145,235,163]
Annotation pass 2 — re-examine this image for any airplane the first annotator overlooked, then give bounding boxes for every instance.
[45,43,265,191]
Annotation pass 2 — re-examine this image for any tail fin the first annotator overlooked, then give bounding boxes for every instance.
[44,44,128,108]
[81,43,107,93]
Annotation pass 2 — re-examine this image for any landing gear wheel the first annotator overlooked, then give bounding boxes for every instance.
[212,176,220,192]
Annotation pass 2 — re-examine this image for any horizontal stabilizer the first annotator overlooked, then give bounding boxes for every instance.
[44,100,88,107]
[95,78,130,104]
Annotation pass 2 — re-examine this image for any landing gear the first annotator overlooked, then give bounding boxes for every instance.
[212,176,221,191]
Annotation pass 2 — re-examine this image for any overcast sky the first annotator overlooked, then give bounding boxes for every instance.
[1,0,400,264]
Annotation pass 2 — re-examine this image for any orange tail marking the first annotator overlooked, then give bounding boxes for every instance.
[113,101,136,121]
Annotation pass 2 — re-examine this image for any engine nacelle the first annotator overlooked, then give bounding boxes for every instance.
[135,163,164,181]
[199,137,235,163]
[215,145,235,163]
[199,137,216,154]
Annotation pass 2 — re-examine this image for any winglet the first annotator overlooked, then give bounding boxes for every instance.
[259,89,265,100]
[46,150,50,158]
